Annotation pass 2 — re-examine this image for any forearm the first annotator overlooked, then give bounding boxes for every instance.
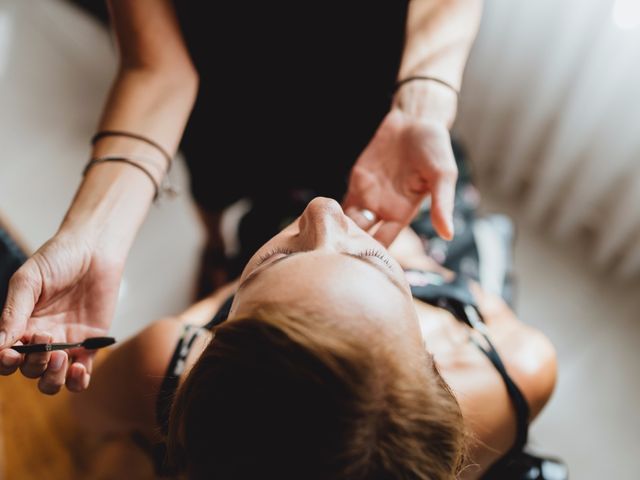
[57,0,198,262]
[59,65,198,261]
[396,0,483,126]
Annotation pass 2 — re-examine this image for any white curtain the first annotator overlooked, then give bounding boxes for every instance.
[455,0,640,279]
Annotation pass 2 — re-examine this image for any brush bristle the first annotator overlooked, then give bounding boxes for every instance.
[82,337,116,350]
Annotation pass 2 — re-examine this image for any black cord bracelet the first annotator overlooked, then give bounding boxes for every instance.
[84,156,160,200]
[91,130,173,170]
[393,76,460,99]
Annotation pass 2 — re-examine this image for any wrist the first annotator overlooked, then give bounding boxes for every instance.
[392,79,458,128]
[59,161,155,260]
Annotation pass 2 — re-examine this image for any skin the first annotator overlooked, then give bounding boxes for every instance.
[344,0,483,242]
[70,198,557,478]
[0,0,483,393]
[0,0,198,391]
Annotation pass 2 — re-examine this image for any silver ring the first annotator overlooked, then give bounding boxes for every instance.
[361,209,376,223]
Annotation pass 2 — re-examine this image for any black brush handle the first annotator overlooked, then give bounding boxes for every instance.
[11,343,65,353]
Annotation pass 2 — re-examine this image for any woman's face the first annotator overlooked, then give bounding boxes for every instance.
[230,197,424,349]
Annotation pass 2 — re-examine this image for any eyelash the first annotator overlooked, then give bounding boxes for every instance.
[256,247,393,269]
[357,248,394,269]
[256,247,294,266]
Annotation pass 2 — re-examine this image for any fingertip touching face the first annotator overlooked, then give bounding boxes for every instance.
[229,197,424,353]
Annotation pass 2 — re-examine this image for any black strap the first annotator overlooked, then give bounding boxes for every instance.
[408,272,530,455]
[155,325,202,436]
[407,270,478,326]
[470,329,530,455]
[204,295,234,330]
[151,295,233,476]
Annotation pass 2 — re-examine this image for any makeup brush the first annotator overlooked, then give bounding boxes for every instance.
[11,337,116,354]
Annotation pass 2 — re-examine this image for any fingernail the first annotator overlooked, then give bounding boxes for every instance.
[446,220,454,239]
[50,353,65,371]
[72,365,84,381]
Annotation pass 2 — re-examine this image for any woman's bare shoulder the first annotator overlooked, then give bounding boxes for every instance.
[472,285,558,418]
[493,322,557,418]
[72,281,237,440]
[70,317,185,438]
[439,302,557,478]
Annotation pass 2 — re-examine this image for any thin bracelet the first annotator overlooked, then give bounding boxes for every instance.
[91,130,173,170]
[83,156,160,201]
[393,76,460,99]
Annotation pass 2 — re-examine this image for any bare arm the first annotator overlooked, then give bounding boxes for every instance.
[344,0,482,244]
[395,0,483,127]
[0,0,199,393]
[71,282,238,438]
[63,0,199,258]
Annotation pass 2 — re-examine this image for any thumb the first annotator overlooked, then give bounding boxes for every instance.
[0,266,40,348]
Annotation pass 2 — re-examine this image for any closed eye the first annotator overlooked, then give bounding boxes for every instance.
[256,247,393,270]
[355,248,394,270]
[256,247,294,266]
[240,249,405,294]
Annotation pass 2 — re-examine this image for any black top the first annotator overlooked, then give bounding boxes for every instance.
[174,2,410,212]
[152,270,529,474]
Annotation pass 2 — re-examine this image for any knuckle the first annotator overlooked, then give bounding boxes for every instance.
[1,304,18,323]
[9,269,32,290]
[435,163,457,179]
[32,333,52,344]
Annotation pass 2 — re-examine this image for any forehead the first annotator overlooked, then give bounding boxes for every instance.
[232,252,414,329]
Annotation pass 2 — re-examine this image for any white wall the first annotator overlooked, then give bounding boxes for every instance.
[455,0,640,279]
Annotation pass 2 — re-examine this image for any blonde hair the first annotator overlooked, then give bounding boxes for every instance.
[167,304,466,479]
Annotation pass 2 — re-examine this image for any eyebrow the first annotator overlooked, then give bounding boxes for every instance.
[237,251,407,295]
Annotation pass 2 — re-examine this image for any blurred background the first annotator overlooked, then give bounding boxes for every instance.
[0,0,638,478]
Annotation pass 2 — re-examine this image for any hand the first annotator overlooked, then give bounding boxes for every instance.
[343,108,457,246]
[0,231,123,394]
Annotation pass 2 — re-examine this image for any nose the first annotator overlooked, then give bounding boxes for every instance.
[298,197,350,249]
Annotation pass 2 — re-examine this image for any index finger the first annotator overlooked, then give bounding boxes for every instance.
[430,169,458,241]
